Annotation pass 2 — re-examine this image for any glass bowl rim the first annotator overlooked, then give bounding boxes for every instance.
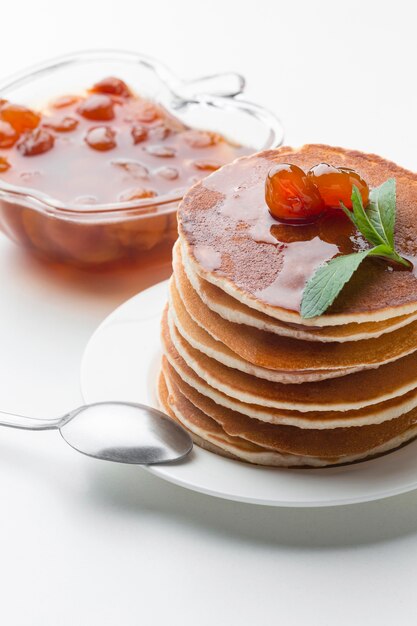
[0,49,284,220]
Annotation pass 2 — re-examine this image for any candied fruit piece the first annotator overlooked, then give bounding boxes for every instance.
[193,159,221,171]
[0,103,40,133]
[77,95,115,121]
[43,116,78,132]
[182,129,220,148]
[265,163,324,223]
[91,77,131,98]
[131,124,148,144]
[156,166,179,180]
[307,162,369,209]
[85,126,116,151]
[51,95,80,109]
[111,159,149,179]
[0,156,11,172]
[145,145,176,157]
[150,124,171,141]
[118,187,157,202]
[17,128,55,156]
[134,102,161,124]
[0,120,18,148]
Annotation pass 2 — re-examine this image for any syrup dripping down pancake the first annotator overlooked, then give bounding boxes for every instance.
[161,306,417,414]
[171,256,417,372]
[178,145,417,326]
[180,243,417,343]
[158,366,417,468]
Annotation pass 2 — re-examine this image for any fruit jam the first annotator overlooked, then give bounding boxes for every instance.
[265,162,370,224]
[0,77,251,268]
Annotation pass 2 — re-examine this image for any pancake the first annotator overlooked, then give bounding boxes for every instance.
[171,256,417,372]
[159,367,330,466]
[157,367,240,461]
[163,358,417,458]
[178,145,417,327]
[162,311,417,428]
[168,283,361,383]
[159,144,417,468]
[159,365,417,467]
[161,306,417,413]
[182,244,417,343]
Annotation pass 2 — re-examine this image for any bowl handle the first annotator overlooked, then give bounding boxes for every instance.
[177,72,245,99]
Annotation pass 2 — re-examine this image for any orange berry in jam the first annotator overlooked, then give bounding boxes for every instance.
[77,95,115,121]
[118,187,157,202]
[0,156,10,172]
[145,145,176,157]
[130,123,148,144]
[17,128,55,156]
[307,162,369,209]
[43,116,78,132]
[0,102,40,133]
[0,120,18,148]
[193,159,221,172]
[183,130,219,148]
[51,95,80,109]
[134,102,161,124]
[90,77,131,98]
[85,126,116,151]
[265,163,324,223]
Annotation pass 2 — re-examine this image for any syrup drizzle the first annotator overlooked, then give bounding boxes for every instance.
[199,156,369,311]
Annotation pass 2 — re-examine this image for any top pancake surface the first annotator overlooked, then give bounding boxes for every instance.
[178,144,417,323]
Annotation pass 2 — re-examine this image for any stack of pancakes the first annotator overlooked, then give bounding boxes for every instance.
[158,144,417,467]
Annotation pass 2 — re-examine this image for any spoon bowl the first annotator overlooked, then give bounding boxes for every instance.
[0,402,193,465]
[60,402,193,464]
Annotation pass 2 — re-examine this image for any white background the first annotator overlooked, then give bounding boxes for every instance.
[1,1,417,624]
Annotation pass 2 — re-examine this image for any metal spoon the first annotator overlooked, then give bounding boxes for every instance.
[0,402,193,464]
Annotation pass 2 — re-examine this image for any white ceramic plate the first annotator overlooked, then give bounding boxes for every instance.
[80,280,417,507]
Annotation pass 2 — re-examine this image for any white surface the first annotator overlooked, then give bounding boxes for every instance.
[81,280,417,507]
[1,0,417,623]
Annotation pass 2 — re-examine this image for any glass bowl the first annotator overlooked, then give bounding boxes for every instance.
[0,50,284,270]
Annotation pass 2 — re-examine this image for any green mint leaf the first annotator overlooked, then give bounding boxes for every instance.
[367,178,396,248]
[300,177,411,318]
[350,186,387,247]
[368,243,411,268]
[300,250,370,318]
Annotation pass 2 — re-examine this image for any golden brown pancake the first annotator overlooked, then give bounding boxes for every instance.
[157,368,240,461]
[168,288,361,383]
[171,263,417,372]
[162,310,417,428]
[159,144,417,468]
[181,243,417,342]
[178,145,417,326]
[163,358,417,457]
[159,367,335,466]
[165,323,417,430]
[161,305,417,413]
[159,365,417,467]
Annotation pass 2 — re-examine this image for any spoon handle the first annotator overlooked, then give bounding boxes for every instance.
[0,411,62,431]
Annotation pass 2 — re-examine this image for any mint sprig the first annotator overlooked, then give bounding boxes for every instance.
[300,179,411,319]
